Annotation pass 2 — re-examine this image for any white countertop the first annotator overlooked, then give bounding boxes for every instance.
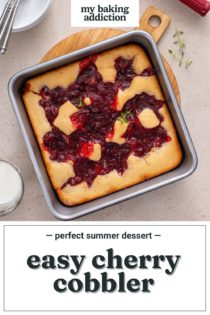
[0,0,209,221]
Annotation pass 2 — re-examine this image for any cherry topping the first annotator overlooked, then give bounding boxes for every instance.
[140,67,155,76]
[79,55,98,72]
[37,52,171,188]
[80,142,94,158]
[115,57,136,90]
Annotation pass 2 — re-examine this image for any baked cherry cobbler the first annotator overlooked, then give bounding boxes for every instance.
[22,44,182,205]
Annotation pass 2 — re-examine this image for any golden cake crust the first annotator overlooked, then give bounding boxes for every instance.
[22,44,182,206]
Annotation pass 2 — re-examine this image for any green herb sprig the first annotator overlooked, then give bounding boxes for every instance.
[168,29,192,69]
[185,59,193,69]
[76,97,85,108]
[168,49,176,58]
[117,110,132,124]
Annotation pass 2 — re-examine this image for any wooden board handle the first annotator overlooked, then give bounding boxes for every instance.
[136,6,171,43]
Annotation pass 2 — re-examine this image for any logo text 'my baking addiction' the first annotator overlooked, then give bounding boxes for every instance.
[27,248,181,294]
[81,5,129,22]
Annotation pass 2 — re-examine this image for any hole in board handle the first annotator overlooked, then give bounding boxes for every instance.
[149,15,162,28]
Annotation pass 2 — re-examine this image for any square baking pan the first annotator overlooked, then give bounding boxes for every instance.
[8,30,198,220]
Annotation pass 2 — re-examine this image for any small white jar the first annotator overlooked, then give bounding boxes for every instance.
[0,160,24,216]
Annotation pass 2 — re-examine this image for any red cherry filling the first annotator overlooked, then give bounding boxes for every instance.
[115,57,155,89]
[80,142,94,158]
[79,55,98,72]
[37,53,171,188]
[115,57,136,90]
[62,142,131,188]
[140,67,155,76]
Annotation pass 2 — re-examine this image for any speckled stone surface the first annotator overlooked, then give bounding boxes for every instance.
[0,0,209,221]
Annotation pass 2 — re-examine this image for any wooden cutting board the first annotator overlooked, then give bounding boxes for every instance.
[41,6,180,104]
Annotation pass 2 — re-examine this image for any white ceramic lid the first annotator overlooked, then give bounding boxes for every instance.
[0,0,53,32]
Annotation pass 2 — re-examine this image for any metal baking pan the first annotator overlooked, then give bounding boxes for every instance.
[8,30,198,220]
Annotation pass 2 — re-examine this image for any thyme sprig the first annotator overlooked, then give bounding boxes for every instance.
[75,97,85,108]
[117,110,132,124]
[168,29,192,69]
[185,59,193,69]
[168,49,176,58]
